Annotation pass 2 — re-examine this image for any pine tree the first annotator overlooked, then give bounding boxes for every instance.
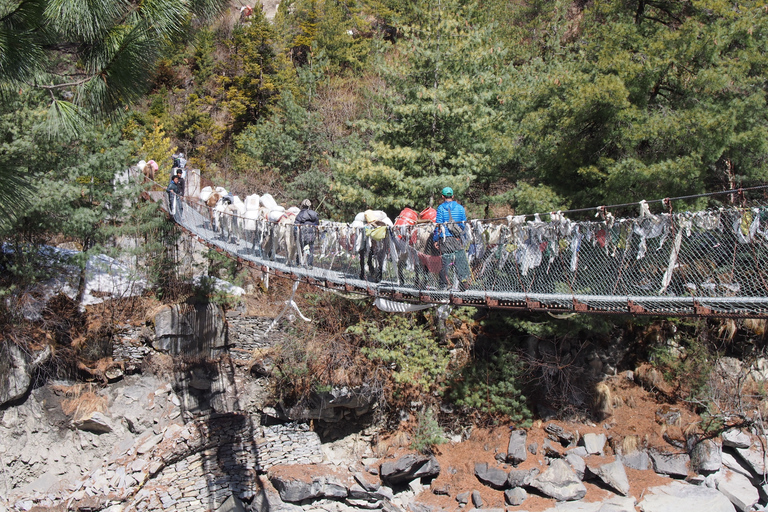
[333,0,510,215]
[0,0,229,130]
[218,8,294,133]
[498,0,768,208]
[0,0,229,228]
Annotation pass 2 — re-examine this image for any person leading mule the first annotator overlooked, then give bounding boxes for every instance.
[432,186,471,291]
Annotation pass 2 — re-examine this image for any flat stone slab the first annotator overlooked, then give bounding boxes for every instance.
[582,433,607,455]
[594,459,630,496]
[507,430,528,465]
[620,450,650,471]
[715,468,759,512]
[530,459,586,501]
[734,446,767,476]
[721,430,751,449]
[638,481,735,512]
[649,450,689,477]
[542,496,636,512]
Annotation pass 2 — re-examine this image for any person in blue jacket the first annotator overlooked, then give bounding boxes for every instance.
[432,186,471,291]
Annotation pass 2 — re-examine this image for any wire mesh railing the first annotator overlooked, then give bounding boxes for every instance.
[160,180,768,317]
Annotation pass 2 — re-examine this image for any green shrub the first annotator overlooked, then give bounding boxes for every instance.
[411,408,446,454]
[650,324,715,401]
[350,315,449,404]
[271,336,313,401]
[445,348,531,425]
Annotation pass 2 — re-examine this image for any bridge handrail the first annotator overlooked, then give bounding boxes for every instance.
[150,172,768,318]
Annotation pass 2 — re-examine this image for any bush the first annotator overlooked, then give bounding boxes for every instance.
[445,347,531,425]
[350,315,450,407]
[411,408,446,454]
[271,335,313,402]
[650,321,715,401]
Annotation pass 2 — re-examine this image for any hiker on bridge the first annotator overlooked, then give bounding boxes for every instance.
[167,174,184,217]
[295,199,319,267]
[172,152,187,174]
[433,187,471,291]
[169,168,185,193]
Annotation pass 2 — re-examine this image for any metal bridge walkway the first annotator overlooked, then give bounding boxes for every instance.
[158,182,768,318]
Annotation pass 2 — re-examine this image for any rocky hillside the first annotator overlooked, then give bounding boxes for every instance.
[1,287,768,512]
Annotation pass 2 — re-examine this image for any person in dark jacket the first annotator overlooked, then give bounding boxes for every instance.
[432,186,470,290]
[167,174,183,216]
[295,199,319,267]
[171,168,184,195]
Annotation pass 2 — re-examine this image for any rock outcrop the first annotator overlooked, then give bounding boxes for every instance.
[4,308,768,512]
[0,343,51,406]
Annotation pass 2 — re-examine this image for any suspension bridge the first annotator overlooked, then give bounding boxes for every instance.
[153,172,768,318]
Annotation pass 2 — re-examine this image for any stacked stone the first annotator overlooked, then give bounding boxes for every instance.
[112,326,151,370]
[227,316,285,352]
[138,448,258,511]
[256,423,325,470]
[110,313,285,370]
[62,413,266,511]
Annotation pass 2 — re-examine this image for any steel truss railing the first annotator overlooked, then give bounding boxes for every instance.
[161,186,768,318]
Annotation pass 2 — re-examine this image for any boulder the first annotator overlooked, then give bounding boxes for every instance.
[594,460,630,496]
[269,475,349,503]
[733,446,766,476]
[508,468,538,488]
[380,453,440,486]
[474,462,509,490]
[714,469,759,512]
[649,450,689,478]
[507,430,528,465]
[152,303,227,356]
[721,430,751,449]
[312,385,377,412]
[73,411,113,434]
[504,487,527,506]
[581,433,607,455]
[269,476,323,502]
[620,450,650,471]
[565,453,586,480]
[0,343,51,406]
[690,439,722,473]
[251,486,303,512]
[530,459,587,501]
[638,481,735,512]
